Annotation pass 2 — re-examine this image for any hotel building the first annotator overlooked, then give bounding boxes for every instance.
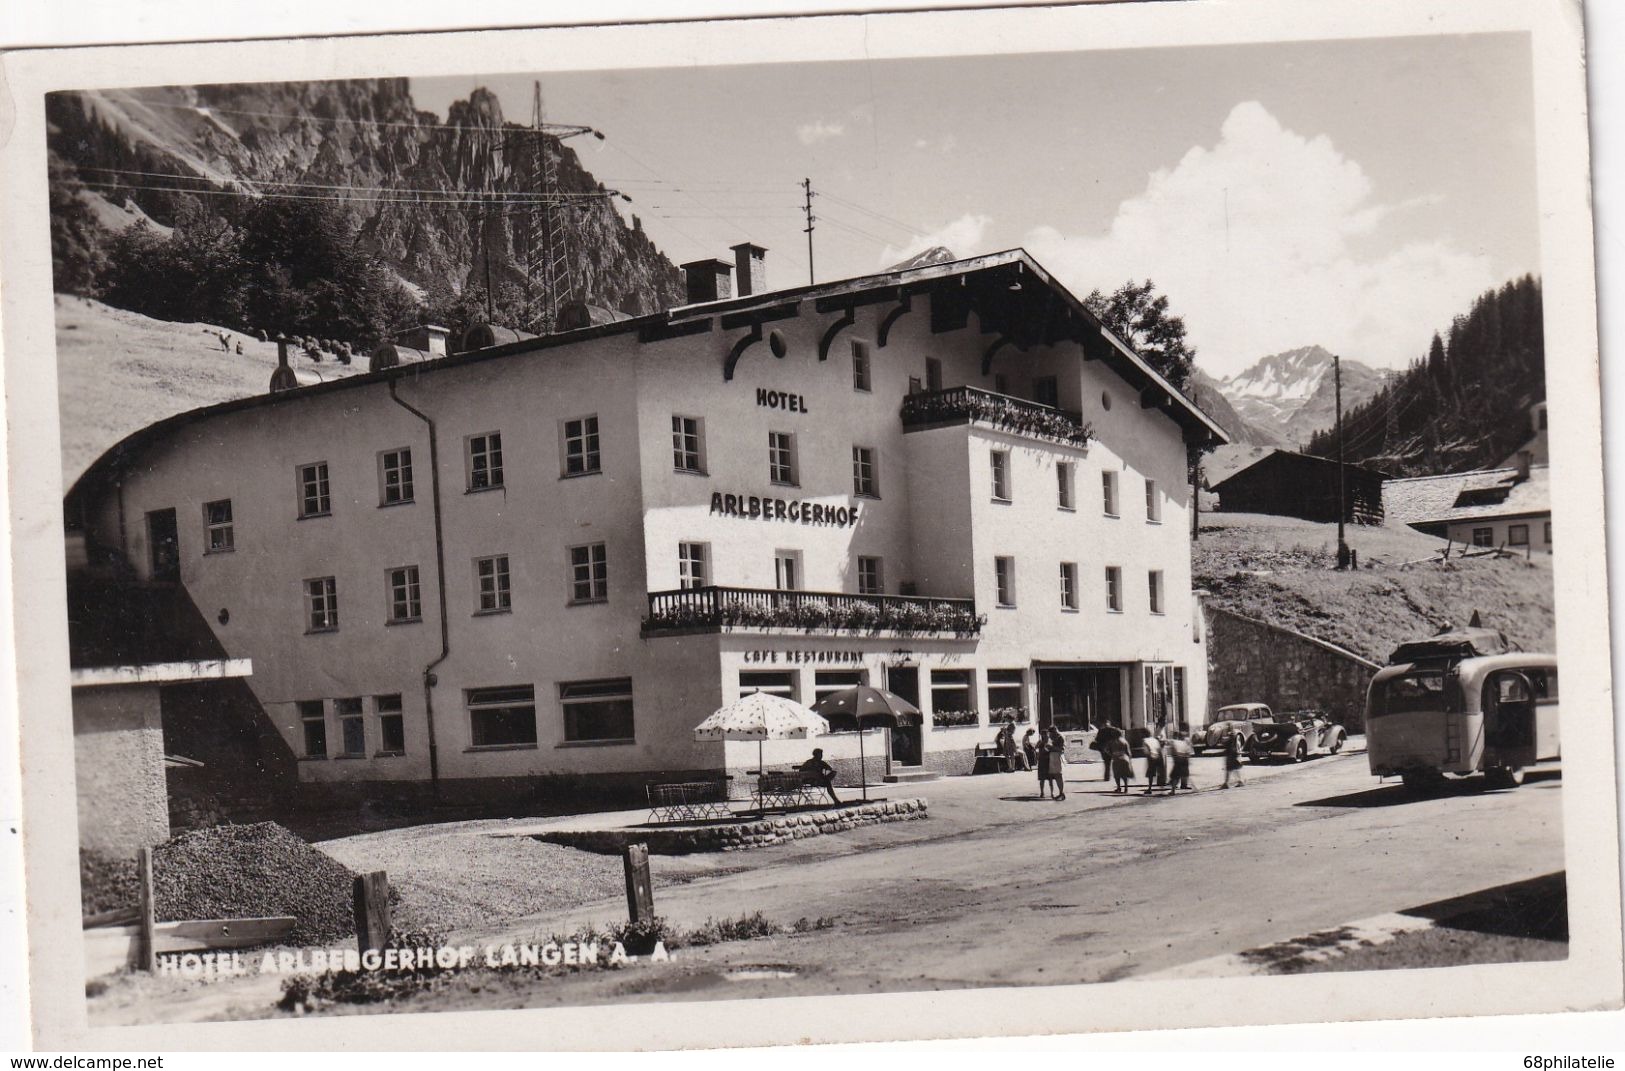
[64,248,1227,801]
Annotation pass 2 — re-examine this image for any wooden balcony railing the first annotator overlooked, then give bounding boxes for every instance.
[642,585,983,637]
[899,385,1092,445]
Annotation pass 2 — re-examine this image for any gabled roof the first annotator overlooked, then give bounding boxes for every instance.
[66,249,1226,508]
[1207,448,1390,492]
[1406,466,1550,530]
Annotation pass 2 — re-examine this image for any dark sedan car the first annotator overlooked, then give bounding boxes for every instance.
[1248,710,1348,762]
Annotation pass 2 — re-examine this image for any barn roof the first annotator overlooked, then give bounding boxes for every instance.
[1207,448,1390,492]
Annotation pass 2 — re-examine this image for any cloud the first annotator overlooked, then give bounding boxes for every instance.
[878,213,993,267]
[1024,101,1497,377]
[796,120,846,145]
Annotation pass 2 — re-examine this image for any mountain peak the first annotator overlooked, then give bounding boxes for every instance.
[887,246,956,271]
[1215,346,1382,445]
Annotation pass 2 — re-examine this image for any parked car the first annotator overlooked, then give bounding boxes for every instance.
[1192,703,1270,755]
[1249,709,1348,762]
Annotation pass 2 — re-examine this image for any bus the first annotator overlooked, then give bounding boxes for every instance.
[1366,652,1558,791]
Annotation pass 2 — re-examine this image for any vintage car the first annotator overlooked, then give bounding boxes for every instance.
[1191,703,1270,755]
[1248,709,1348,762]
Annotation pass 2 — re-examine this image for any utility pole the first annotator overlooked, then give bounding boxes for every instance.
[1335,353,1350,570]
[802,177,816,285]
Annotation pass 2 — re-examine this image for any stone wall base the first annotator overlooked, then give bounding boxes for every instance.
[532,798,929,855]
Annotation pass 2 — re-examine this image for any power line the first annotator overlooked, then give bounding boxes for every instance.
[818,189,927,237]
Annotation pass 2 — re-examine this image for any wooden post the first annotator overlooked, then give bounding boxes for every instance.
[622,843,654,924]
[353,870,391,953]
[135,846,156,972]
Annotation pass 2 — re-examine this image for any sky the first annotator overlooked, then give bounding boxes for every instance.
[413,33,1538,380]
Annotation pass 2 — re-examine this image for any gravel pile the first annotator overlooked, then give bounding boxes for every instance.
[79,849,140,916]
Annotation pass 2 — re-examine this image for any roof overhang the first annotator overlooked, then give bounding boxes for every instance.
[71,658,253,688]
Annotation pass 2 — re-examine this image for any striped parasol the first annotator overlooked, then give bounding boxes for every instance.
[694,691,830,772]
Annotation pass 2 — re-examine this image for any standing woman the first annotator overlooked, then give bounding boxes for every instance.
[1222,728,1247,788]
[1045,726,1068,801]
[1035,728,1054,799]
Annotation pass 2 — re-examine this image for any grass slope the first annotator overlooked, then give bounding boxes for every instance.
[56,294,368,487]
[1194,512,1555,663]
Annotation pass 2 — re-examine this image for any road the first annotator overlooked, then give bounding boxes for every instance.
[504,750,1566,1001]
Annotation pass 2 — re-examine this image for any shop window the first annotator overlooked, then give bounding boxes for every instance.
[1060,562,1079,610]
[852,341,872,392]
[1057,463,1075,511]
[561,415,601,477]
[380,448,414,505]
[467,685,537,748]
[990,450,1011,502]
[298,461,331,518]
[774,550,801,592]
[305,576,338,632]
[672,415,706,474]
[679,542,710,589]
[1171,667,1187,728]
[740,670,796,701]
[1149,570,1165,614]
[386,565,421,623]
[1145,478,1161,523]
[930,669,975,723]
[1102,471,1119,517]
[853,445,880,497]
[466,432,504,491]
[987,669,1026,721]
[203,499,234,553]
[475,555,511,614]
[560,678,635,743]
[1105,566,1122,612]
[1508,524,1529,547]
[299,700,327,758]
[995,557,1016,607]
[814,670,864,705]
[1033,376,1059,408]
[569,543,608,604]
[769,431,798,486]
[336,697,365,757]
[1472,527,1494,547]
[857,556,884,595]
[375,694,405,755]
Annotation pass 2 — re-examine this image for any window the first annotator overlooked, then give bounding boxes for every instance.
[995,556,1016,607]
[857,556,884,596]
[467,685,537,748]
[768,431,798,486]
[990,450,1011,502]
[560,678,635,743]
[1102,471,1119,517]
[925,357,943,392]
[814,670,864,705]
[298,462,331,518]
[305,576,338,632]
[672,415,705,473]
[203,499,234,552]
[740,670,796,700]
[987,669,1025,717]
[1145,478,1161,523]
[1105,566,1123,612]
[1057,463,1075,511]
[993,373,1009,395]
[1060,562,1079,610]
[467,433,504,491]
[1538,408,1548,430]
[1149,570,1165,614]
[1544,521,1552,545]
[852,446,880,497]
[679,542,710,589]
[1171,667,1187,728]
[561,416,601,477]
[930,669,974,719]
[774,550,801,592]
[569,543,608,604]
[475,555,511,613]
[1472,527,1494,547]
[299,700,326,758]
[1033,376,1059,408]
[376,694,405,755]
[336,697,365,757]
[380,448,414,505]
[387,565,422,623]
[1508,524,1529,546]
[852,341,872,392]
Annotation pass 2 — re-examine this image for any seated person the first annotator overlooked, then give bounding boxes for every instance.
[796,748,840,805]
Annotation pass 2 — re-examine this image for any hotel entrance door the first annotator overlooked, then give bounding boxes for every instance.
[1036,666,1123,730]
[884,665,923,767]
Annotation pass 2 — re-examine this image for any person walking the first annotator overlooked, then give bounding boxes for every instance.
[1222,729,1247,789]
[1093,722,1123,782]
[1141,732,1165,794]
[1109,737,1134,794]
[1166,732,1195,793]
[1045,726,1068,801]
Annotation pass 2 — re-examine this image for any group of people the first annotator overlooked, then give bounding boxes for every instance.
[991,720,1070,800]
[992,716,1249,798]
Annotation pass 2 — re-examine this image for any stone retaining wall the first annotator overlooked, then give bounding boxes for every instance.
[531,798,929,855]
[1204,605,1379,732]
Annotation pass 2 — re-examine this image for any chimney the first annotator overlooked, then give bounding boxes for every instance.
[269,335,298,393]
[731,243,768,297]
[681,258,733,305]
[1514,450,1532,482]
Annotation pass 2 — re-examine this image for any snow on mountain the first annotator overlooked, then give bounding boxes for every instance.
[1216,345,1382,447]
[886,246,957,271]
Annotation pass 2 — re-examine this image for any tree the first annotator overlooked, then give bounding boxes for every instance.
[1083,279,1198,392]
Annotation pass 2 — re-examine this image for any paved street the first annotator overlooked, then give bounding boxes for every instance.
[503,750,1565,1000]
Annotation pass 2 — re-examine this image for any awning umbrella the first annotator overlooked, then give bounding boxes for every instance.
[693,691,830,774]
[810,685,923,800]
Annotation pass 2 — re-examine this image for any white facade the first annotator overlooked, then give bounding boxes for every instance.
[66,251,1225,796]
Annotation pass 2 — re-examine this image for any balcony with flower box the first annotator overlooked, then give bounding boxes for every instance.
[899,385,1093,446]
[642,586,984,638]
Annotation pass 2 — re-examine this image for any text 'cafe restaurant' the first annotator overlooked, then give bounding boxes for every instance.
[64,247,1226,800]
